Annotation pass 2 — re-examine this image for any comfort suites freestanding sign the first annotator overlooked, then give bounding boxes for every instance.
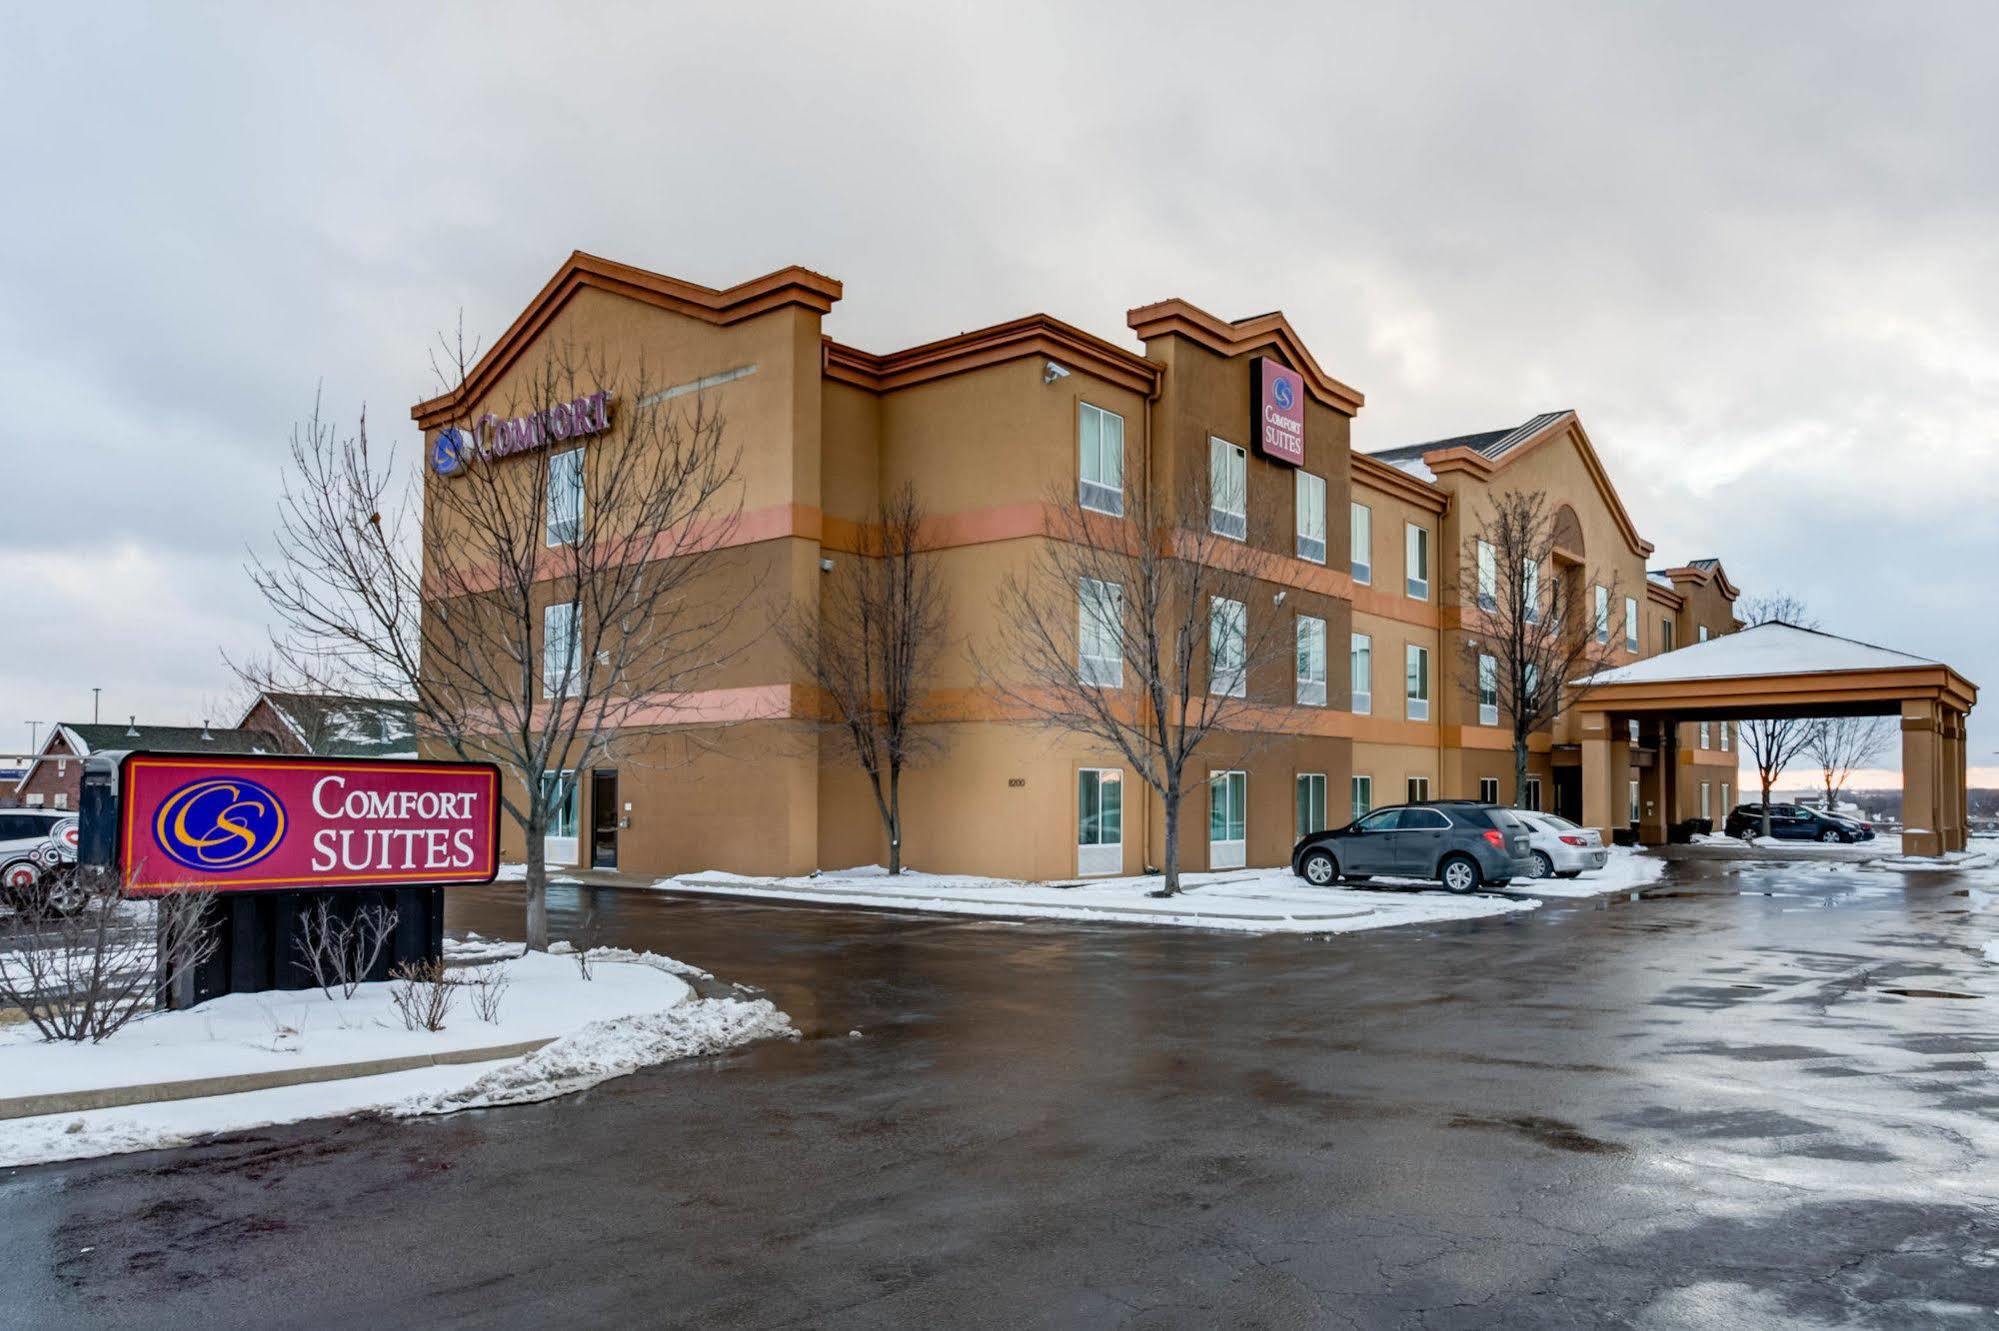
[116,753,500,896]
[1250,356,1306,466]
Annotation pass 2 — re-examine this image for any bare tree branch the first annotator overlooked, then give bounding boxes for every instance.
[777,484,949,874]
[1735,592,1819,837]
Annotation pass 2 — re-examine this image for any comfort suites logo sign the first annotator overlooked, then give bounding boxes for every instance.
[431,390,613,477]
[1251,357,1305,466]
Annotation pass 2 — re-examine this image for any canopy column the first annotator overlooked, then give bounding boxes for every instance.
[1637,716,1671,846]
[1579,710,1630,845]
[1901,700,1942,857]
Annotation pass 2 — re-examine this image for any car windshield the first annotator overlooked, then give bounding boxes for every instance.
[1531,812,1580,831]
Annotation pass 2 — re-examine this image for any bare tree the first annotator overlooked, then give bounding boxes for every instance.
[976,468,1300,897]
[1805,714,1896,816]
[1735,593,1819,837]
[1455,490,1626,806]
[294,898,399,999]
[248,339,746,950]
[0,887,217,1042]
[778,484,948,875]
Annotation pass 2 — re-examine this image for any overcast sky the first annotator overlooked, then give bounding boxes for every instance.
[4,3,1994,785]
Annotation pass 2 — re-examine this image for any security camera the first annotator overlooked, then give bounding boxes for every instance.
[1043,360,1070,384]
[819,557,835,572]
[1273,590,1288,605]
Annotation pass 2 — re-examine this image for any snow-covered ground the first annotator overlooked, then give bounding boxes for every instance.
[655,846,1668,931]
[0,944,792,1168]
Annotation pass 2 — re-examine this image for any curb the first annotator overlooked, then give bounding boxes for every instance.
[0,1038,554,1122]
[650,882,1378,926]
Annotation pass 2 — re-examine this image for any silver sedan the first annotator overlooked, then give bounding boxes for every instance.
[1514,811,1608,879]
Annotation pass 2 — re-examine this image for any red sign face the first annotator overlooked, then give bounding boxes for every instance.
[1252,356,1306,466]
[118,753,500,896]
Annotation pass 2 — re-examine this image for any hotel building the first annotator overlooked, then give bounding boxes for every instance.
[413,253,1757,881]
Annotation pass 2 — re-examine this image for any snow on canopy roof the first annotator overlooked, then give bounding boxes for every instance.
[1574,621,1941,688]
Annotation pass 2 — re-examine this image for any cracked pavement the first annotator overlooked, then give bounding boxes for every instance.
[3,852,1996,1328]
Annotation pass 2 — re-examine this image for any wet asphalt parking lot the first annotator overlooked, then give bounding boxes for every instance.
[2,850,1996,1329]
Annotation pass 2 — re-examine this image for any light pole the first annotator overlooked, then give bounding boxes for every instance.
[92,687,101,724]
[25,721,39,753]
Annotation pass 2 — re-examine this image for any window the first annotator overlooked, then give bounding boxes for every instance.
[1295,471,1326,563]
[1523,559,1540,623]
[1350,502,1372,583]
[1402,807,1449,829]
[1698,625,1710,643]
[1405,524,1430,600]
[1078,404,1125,515]
[1209,437,1246,539]
[1720,722,1730,753]
[546,448,584,546]
[1699,781,1712,821]
[540,769,579,849]
[1405,644,1430,721]
[542,602,578,697]
[1077,769,1123,875]
[1478,654,1498,726]
[57,758,67,778]
[1629,719,1641,744]
[1350,633,1372,715]
[1479,777,1500,804]
[1209,770,1247,869]
[1525,776,1543,812]
[1629,779,1640,823]
[53,794,68,810]
[1296,773,1327,839]
[1625,596,1639,652]
[1699,722,1711,750]
[1351,775,1373,821]
[1476,540,1496,612]
[1079,578,1123,687]
[1594,585,1609,644]
[1406,776,1431,802]
[1524,662,1540,699]
[1663,619,1676,651]
[1209,597,1247,696]
[1295,615,1327,706]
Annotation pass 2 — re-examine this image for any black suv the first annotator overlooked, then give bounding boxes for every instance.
[1723,803,1875,843]
[1291,801,1536,894]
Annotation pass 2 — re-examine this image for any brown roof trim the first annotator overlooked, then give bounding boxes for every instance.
[1351,451,1447,513]
[1125,298,1364,415]
[1421,411,1656,560]
[1660,563,1742,601]
[412,252,844,428]
[822,314,1161,398]
[1644,580,1687,610]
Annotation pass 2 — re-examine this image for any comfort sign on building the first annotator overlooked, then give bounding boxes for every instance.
[116,753,500,896]
[1251,356,1306,466]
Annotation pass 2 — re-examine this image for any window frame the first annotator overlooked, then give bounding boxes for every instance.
[1078,577,1124,688]
[1209,437,1247,540]
[1295,470,1327,563]
[1525,776,1543,812]
[1405,643,1431,722]
[1077,767,1124,876]
[1477,653,1498,727]
[1350,632,1372,715]
[1594,584,1610,644]
[1295,614,1327,706]
[1350,501,1372,584]
[546,447,584,547]
[1296,772,1327,840]
[1406,776,1432,803]
[1350,774,1373,821]
[1209,596,1247,697]
[1405,523,1430,600]
[1476,540,1496,612]
[1078,402,1126,517]
[1208,769,1248,869]
[1478,776,1500,804]
[541,601,579,698]
[1624,595,1639,652]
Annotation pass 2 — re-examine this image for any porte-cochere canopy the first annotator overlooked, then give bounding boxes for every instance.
[1570,623,1978,856]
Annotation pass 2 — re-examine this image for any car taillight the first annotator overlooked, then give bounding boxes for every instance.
[1560,835,1587,846]
[1482,829,1505,848]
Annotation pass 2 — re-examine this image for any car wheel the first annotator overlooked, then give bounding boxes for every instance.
[1439,854,1482,895]
[1529,851,1554,879]
[1737,827,1756,842]
[39,875,89,917]
[1298,849,1339,887]
[2,858,39,904]
[1819,829,1841,843]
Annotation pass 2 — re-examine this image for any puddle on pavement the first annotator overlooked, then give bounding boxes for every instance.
[1879,988,1982,1000]
[1446,1113,1627,1155]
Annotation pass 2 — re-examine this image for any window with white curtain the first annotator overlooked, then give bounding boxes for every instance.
[1296,615,1327,706]
[1476,540,1496,612]
[546,448,584,546]
[1478,654,1498,726]
[1295,471,1326,563]
[1350,632,1372,715]
[542,602,578,697]
[1078,403,1125,515]
[1406,643,1430,721]
[1209,438,1246,539]
[1350,502,1372,583]
[1078,578,1123,687]
[1209,597,1246,696]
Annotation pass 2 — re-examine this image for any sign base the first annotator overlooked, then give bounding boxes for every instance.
[165,886,446,1010]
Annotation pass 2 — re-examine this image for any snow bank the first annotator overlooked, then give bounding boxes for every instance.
[1519,845,1668,898]
[0,943,790,1168]
[403,996,793,1114]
